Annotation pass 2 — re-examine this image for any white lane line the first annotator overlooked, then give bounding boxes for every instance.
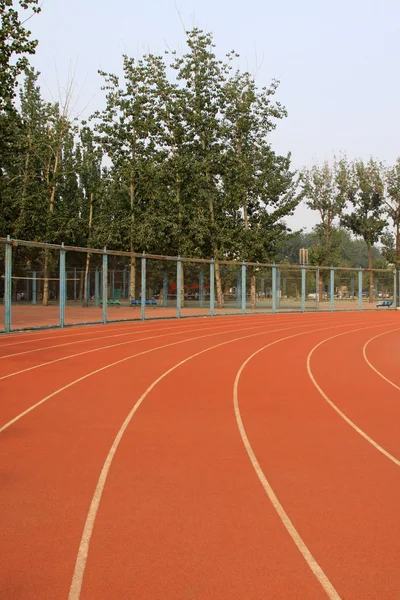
[0,313,304,353]
[0,319,345,433]
[0,320,267,383]
[0,316,342,384]
[363,329,400,391]
[68,319,359,600]
[0,318,248,360]
[0,310,360,349]
[307,326,400,468]
[233,339,344,599]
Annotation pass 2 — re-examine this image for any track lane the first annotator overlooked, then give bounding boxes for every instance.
[1,320,329,600]
[2,313,397,599]
[237,319,400,599]
[308,324,400,462]
[363,328,400,389]
[0,316,350,431]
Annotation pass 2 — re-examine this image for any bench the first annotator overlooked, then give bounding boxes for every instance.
[131,299,157,308]
[376,301,393,308]
[99,299,120,306]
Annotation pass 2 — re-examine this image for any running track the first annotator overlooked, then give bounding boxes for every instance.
[1,311,400,599]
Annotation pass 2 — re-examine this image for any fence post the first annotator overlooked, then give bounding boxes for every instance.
[73,267,77,301]
[102,249,108,324]
[59,243,66,328]
[141,253,146,321]
[330,268,335,312]
[95,268,100,307]
[272,265,277,314]
[176,256,181,319]
[4,236,12,333]
[241,261,246,315]
[32,271,37,305]
[111,269,115,299]
[210,259,215,316]
[316,269,319,310]
[163,266,168,307]
[199,268,204,308]
[122,269,126,300]
[358,268,363,310]
[393,270,397,310]
[301,267,306,313]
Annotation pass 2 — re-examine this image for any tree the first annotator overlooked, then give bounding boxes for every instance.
[341,159,387,303]
[383,158,400,267]
[222,70,297,307]
[300,158,348,297]
[0,0,41,237]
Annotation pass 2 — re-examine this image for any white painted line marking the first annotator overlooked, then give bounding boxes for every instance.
[307,326,400,467]
[363,329,400,391]
[68,318,387,599]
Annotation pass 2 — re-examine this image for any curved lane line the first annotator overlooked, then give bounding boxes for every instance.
[0,320,337,433]
[233,343,342,600]
[0,319,251,360]
[307,326,400,468]
[68,319,392,599]
[0,315,345,384]
[68,321,349,600]
[363,329,400,391]
[0,320,268,383]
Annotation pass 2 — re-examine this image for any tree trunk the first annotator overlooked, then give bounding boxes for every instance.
[130,256,136,302]
[79,270,85,302]
[83,253,91,307]
[43,251,50,306]
[319,272,324,302]
[250,273,256,309]
[83,193,93,307]
[367,243,374,303]
[214,260,223,308]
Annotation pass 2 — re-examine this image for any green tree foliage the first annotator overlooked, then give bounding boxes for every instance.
[340,159,387,302]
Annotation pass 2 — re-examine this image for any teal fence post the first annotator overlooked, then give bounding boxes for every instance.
[316,269,319,310]
[301,267,306,312]
[102,249,108,324]
[241,261,246,315]
[393,270,397,309]
[26,277,30,302]
[199,268,204,308]
[59,243,66,327]
[163,266,168,307]
[272,265,277,314]
[330,268,335,312]
[4,236,12,333]
[176,256,181,319]
[141,253,146,321]
[95,269,100,307]
[32,271,37,305]
[358,268,363,310]
[210,259,215,316]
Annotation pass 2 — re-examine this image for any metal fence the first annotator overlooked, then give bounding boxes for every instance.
[0,236,398,333]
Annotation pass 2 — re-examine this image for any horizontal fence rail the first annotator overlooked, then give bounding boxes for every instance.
[0,237,398,333]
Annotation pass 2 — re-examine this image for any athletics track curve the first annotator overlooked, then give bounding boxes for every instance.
[0,312,399,599]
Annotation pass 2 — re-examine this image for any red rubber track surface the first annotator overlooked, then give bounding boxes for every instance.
[0,312,399,599]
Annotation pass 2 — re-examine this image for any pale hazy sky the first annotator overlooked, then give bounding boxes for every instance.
[27,0,400,230]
